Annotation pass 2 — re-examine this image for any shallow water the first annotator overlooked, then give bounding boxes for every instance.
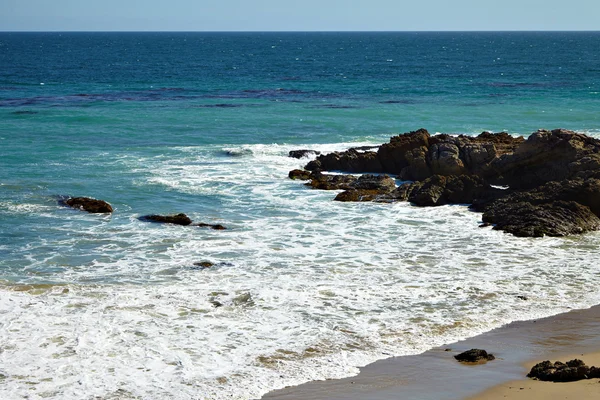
[1,32,600,399]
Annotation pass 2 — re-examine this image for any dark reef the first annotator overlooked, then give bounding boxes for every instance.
[291,128,600,237]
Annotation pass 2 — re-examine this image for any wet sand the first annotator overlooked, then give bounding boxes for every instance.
[262,306,600,400]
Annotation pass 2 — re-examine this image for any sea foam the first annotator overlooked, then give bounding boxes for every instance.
[2,143,600,399]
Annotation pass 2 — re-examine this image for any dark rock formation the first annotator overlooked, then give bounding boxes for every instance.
[60,197,113,213]
[139,213,192,226]
[454,349,495,363]
[334,174,398,202]
[289,149,321,159]
[395,175,501,207]
[196,223,227,230]
[294,128,600,237]
[305,129,524,181]
[193,261,215,269]
[288,169,311,180]
[473,178,600,237]
[485,129,600,189]
[305,171,358,190]
[528,359,600,382]
[306,148,383,173]
[482,200,600,237]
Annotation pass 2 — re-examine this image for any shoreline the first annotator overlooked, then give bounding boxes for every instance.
[468,351,600,399]
[263,305,600,400]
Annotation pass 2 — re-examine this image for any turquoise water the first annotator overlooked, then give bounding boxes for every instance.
[1,32,600,399]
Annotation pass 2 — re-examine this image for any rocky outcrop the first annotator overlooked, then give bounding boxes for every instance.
[288,169,311,180]
[394,175,500,207]
[334,175,398,202]
[473,178,600,237]
[289,149,320,159]
[528,359,600,382]
[291,128,600,237]
[482,200,600,237]
[305,129,524,181]
[305,171,358,190]
[60,197,113,213]
[139,213,193,226]
[484,129,600,188]
[306,148,383,173]
[454,349,495,363]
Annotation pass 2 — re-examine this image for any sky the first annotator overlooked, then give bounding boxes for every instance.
[1,0,599,32]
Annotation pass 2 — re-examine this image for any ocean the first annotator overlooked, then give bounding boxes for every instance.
[1,31,599,399]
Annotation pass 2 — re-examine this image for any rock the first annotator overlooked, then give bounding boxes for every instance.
[288,169,311,180]
[139,213,192,226]
[486,129,600,189]
[289,149,320,159]
[475,178,600,237]
[351,174,396,191]
[482,200,600,237]
[306,171,358,190]
[395,175,500,207]
[196,223,227,230]
[527,359,599,382]
[305,129,524,180]
[428,141,467,176]
[305,148,383,173]
[193,261,214,269]
[350,145,380,152]
[335,189,388,202]
[60,197,113,213]
[454,349,495,363]
[298,128,600,237]
[328,174,398,202]
[377,128,431,174]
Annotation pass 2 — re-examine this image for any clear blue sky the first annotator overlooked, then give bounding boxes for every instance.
[1,0,599,31]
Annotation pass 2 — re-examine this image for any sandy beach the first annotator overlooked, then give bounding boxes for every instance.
[469,351,600,400]
[263,306,600,400]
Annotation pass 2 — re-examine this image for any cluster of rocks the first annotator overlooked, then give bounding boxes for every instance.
[290,128,600,237]
[527,359,600,382]
[60,197,226,230]
[59,197,226,272]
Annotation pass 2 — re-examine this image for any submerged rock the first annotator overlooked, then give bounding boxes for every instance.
[60,197,113,213]
[193,261,215,269]
[195,223,227,230]
[454,349,495,363]
[139,213,192,226]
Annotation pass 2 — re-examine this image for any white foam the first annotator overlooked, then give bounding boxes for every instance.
[2,142,600,399]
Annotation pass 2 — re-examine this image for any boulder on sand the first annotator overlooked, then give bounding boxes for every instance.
[454,349,495,363]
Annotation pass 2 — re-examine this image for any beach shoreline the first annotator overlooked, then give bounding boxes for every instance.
[263,305,600,400]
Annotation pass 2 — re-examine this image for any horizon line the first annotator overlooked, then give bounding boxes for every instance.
[1,29,599,33]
